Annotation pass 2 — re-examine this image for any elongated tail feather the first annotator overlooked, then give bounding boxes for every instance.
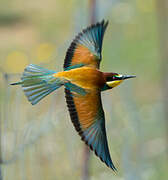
[11,64,63,105]
[10,82,22,85]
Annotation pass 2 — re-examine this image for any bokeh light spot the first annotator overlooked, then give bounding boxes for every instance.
[34,43,56,63]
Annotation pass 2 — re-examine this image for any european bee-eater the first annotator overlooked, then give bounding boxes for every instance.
[11,20,135,171]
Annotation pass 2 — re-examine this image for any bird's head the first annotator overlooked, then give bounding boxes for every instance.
[103,72,136,90]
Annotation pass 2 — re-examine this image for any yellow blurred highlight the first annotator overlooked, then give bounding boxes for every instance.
[4,51,29,73]
[34,43,56,63]
[137,0,155,12]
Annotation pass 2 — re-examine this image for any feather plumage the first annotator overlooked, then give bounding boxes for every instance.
[64,20,108,69]
[65,89,116,170]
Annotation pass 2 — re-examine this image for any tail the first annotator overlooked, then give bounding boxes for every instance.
[11,64,63,105]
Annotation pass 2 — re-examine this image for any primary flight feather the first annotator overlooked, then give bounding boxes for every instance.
[11,20,135,171]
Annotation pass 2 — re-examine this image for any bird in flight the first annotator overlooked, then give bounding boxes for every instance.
[11,20,135,171]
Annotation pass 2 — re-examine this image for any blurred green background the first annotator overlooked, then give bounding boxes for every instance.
[0,0,168,179]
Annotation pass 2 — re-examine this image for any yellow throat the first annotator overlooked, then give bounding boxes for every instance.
[106,80,123,88]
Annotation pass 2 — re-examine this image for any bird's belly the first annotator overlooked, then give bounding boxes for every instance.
[55,67,105,90]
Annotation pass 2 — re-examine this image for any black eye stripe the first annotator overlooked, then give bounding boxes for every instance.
[106,75,122,81]
[106,77,114,81]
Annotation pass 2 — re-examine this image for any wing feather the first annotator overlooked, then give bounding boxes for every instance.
[64,20,108,70]
[65,89,116,170]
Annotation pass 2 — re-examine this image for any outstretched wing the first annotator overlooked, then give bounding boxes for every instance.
[64,20,108,70]
[65,89,116,171]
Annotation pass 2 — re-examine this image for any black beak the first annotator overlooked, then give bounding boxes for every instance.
[122,75,136,80]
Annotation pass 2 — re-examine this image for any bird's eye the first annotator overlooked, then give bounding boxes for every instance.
[106,76,117,81]
[113,75,118,80]
[114,74,122,80]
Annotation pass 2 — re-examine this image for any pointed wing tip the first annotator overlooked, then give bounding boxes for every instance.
[99,153,117,172]
[98,19,109,26]
[81,19,109,36]
[90,19,109,29]
[101,19,109,25]
[109,163,117,172]
[82,135,117,171]
[101,19,109,33]
[104,20,109,28]
[95,145,117,172]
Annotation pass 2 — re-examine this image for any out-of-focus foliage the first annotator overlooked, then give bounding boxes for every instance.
[0,0,167,180]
